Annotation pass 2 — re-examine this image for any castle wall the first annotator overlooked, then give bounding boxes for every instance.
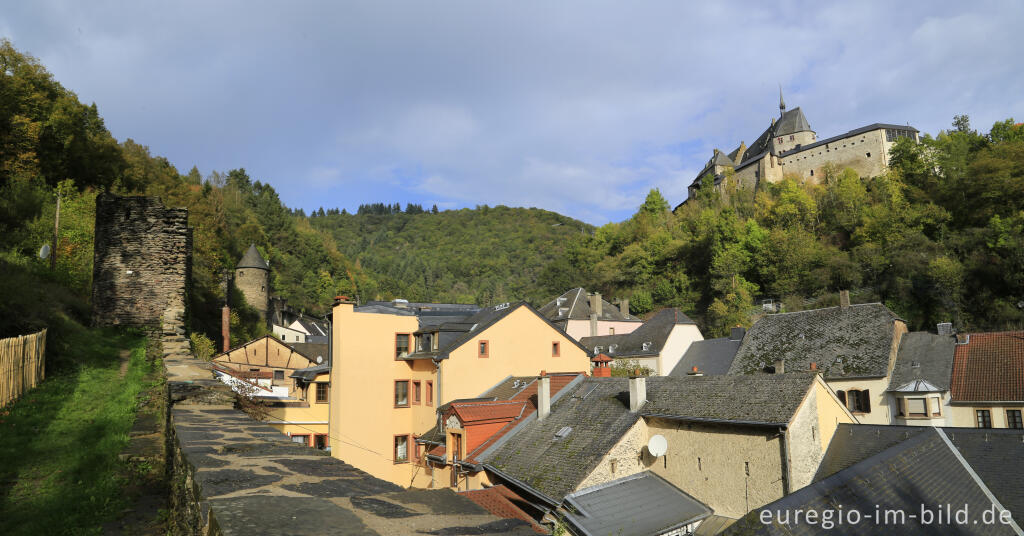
[778,128,890,183]
[91,193,191,330]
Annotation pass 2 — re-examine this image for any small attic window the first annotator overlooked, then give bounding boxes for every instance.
[554,426,572,440]
[642,342,652,351]
[558,307,568,316]
[557,297,566,306]
[594,346,603,355]
[609,344,618,355]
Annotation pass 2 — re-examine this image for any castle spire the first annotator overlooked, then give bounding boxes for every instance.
[779,84,786,116]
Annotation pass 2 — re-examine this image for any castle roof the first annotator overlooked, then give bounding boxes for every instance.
[237,244,269,270]
[773,106,812,136]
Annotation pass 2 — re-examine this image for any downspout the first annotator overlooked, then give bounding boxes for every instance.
[434,357,443,405]
[780,426,791,496]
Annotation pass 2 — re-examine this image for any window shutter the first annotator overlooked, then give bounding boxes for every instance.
[862,390,871,413]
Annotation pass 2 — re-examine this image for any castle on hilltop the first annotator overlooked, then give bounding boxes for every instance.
[679,90,919,206]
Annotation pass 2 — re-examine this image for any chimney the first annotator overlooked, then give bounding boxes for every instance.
[591,354,612,377]
[810,362,817,372]
[730,326,746,341]
[687,366,703,377]
[222,305,231,352]
[590,313,598,337]
[839,290,850,309]
[537,375,551,420]
[589,293,603,317]
[773,358,785,374]
[619,298,630,318]
[937,322,953,336]
[629,375,647,412]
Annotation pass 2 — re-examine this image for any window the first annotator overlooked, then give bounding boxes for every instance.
[609,328,615,335]
[866,152,871,158]
[907,397,927,417]
[316,382,329,403]
[1007,410,1023,429]
[478,340,489,358]
[930,396,941,417]
[976,409,992,428]
[314,434,328,450]
[273,370,284,381]
[395,333,411,359]
[810,169,814,177]
[281,334,286,341]
[291,434,310,446]
[395,380,409,407]
[610,459,618,474]
[846,389,871,413]
[426,381,433,406]
[552,342,560,357]
[413,380,421,404]
[789,135,795,141]
[394,435,410,463]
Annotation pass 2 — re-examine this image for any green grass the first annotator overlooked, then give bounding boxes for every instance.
[0,327,158,535]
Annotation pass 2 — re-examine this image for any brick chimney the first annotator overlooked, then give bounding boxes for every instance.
[730,326,746,341]
[591,354,612,377]
[537,375,551,421]
[839,290,850,309]
[629,375,647,412]
[687,366,703,377]
[810,362,817,372]
[221,305,231,352]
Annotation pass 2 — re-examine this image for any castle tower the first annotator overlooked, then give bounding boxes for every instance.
[235,244,270,322]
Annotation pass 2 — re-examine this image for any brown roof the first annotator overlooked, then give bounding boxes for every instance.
[951,331,1024,402]
[451,401,528,423]
[459,486,546,534]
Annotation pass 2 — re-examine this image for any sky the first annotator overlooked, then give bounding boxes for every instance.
[3,1,1023,225]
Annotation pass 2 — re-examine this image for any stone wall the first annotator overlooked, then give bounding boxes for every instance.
[235,266,268,321]
[778,128,890,182]
[91,193,192,331]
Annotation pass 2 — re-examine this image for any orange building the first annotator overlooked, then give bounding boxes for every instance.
[328,300,591,487]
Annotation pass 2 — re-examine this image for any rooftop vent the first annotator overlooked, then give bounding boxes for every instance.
[609,344,618,355]
[558,307,569,316]
[556,297,567,306]
[494,303,510,311]
[512,379,521,388]
[642,342,652,351]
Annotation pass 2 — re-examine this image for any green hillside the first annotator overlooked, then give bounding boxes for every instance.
[310,205,592,305]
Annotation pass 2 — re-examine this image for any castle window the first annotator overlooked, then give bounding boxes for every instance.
[866,152,871,158]
[810,169,814,177]
[789,135,794,141]
[261,286,266,292]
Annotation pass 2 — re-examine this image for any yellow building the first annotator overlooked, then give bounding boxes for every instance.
[329,299,590,487]
[261,364,331,448]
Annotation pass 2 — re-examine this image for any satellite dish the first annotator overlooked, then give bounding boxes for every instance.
[647,434,668,457]
[316,356,323,364]
[38,244,51,260]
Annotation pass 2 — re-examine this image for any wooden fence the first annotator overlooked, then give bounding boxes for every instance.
[0,329,47,408]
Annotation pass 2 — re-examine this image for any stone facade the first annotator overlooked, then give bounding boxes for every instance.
[235,246,269,322]
[91,193,191,331]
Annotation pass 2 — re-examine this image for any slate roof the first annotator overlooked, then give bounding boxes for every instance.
[289,363,331,382]
[293,317,329,337]
[579,308,696,359]
[727,303,902,379]
[724,427,1019,535]
[773,107,812,136]
[562,472,711,536]
[482,375,816,503]
[811,424,1024,531]
[951,331,1024,402]
[777,122,920,158]
[887,331,956,392]
[286,343,329,365]
[670,336,742,376]
[538,288,639,323]
[236,244,269,270]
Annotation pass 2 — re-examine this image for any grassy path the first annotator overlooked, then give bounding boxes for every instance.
[0,328,158,535]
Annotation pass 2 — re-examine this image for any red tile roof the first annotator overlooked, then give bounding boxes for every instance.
[951,331,1024,402]
[451,401,528,423]
[459,485,546,534]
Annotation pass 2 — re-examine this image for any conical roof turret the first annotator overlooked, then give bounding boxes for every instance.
[237,244,269,270]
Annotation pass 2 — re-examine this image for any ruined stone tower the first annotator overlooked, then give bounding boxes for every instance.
[235,244,269,322]
[91,193,191,330]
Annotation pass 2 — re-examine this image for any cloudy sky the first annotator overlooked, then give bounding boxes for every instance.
[3,1,1022,224]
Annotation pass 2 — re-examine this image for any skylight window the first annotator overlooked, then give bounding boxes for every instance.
[554,426,573,440]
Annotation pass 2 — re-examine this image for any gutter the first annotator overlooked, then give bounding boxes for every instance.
[641,413,789,428]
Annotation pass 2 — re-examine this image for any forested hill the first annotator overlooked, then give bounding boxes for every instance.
[309,206,592,305]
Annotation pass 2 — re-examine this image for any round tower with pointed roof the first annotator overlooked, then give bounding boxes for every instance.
[235,244,270,321]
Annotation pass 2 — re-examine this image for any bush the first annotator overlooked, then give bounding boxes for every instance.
[190,332,215,360]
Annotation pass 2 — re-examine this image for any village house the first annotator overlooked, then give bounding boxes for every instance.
[950,330,1024,429]
[212,335,320,389]
[272,315,329,344]
[329,298,591,487]
[886,327,956,426]
[538,288,642,340]
[727,292,907,425]
[475,373,854,530]
[724,423,1024,534]
[579,308,705,376]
